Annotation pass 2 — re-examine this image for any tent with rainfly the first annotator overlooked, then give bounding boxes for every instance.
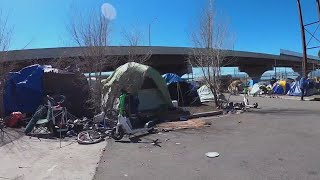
[273,80,291,95]
[102,62,173,113]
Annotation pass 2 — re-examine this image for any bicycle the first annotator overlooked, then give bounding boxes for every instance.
[24,95,69,137]
[76,109,118,144]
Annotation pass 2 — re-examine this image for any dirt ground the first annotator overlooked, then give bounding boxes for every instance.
[184,102,217,114]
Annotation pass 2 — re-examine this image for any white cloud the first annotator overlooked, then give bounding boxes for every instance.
[101,3,117,21]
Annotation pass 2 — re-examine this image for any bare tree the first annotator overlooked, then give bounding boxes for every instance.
[0,10,12,116]
[122,27,151,64]
[68,9,116,112]
[0,10,12,74]
[189,0,233,107]
[0,11,11,54]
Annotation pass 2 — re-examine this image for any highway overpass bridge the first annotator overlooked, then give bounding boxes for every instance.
[0,46,319,79]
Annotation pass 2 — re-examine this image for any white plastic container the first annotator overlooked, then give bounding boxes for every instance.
[172,100,178,108]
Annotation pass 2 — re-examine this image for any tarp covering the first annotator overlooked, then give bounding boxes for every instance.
[228,80,244,93]
[4,65,44,115]
[287,80,317,96]
[162,73,200,106]
[197,85,214,103]
[102,62,173,111]
[287,81,302,96]
[162,73,184,84]
[249,83,262,95]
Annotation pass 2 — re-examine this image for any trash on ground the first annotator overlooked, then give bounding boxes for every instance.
[205,152,220,158]
[156,119,206,131]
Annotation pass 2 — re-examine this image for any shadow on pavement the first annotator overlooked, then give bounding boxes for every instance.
[247,108,320,116]
[0,128,25,147]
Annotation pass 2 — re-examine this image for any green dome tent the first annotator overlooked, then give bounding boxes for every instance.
[102,62,173,112]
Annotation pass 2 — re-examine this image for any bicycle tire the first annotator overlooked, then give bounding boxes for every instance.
[77,130,103,145]
[104,109,119,128]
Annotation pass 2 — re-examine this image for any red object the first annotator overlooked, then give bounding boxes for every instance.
[6,112,23,127]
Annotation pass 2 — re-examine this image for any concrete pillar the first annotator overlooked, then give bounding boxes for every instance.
[239,65,272,81]
[292,67,312,77]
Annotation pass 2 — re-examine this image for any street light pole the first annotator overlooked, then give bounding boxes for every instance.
[148,23,151,46]
[148,18,157,47]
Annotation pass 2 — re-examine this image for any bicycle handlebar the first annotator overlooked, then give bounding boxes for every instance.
[46,95,66,106]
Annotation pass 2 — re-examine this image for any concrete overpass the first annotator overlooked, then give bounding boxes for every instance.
[0,46,319,78]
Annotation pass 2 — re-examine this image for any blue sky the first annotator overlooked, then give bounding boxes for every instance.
[2,0,320,56]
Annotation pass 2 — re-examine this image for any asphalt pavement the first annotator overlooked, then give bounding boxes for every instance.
[95,96,320,180]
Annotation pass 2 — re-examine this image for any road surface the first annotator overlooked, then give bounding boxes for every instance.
[95,96,320,180]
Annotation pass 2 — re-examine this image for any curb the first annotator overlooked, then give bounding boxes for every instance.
[188,110,223,119]
[276,96,314,101]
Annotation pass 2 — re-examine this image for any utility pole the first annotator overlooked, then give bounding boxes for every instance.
[297,0,308,78]
[274,59,277,79]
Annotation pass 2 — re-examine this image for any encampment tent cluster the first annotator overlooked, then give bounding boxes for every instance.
[248,78,319,97]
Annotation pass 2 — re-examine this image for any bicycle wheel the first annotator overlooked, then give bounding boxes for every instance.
[104,109,118,128]
[77,130,102,145]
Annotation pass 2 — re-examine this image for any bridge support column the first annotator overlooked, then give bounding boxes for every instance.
[239,65,273,81]
[292,67,312,77]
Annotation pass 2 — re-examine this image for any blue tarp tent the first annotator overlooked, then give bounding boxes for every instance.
[287,81,303,96]
[162,73,184,84]
[162,73,200,106]
[4,65,44,115]
[287,80,316,96]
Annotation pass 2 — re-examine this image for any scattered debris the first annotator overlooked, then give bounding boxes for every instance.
[18,166,30,169]
[151,139,161,147]
[204,121,212,127]
[157,119,206,131]
[205,152,220,158]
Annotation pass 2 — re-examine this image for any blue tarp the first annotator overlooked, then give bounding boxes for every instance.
[287,81,303,96]
[248,79,258,87]
[162,73,184,84]
[287,80,315,96]
[4,65,44,115]
[162,73,200,106]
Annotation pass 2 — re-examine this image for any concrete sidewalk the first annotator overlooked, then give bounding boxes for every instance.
[0,132,106,180]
